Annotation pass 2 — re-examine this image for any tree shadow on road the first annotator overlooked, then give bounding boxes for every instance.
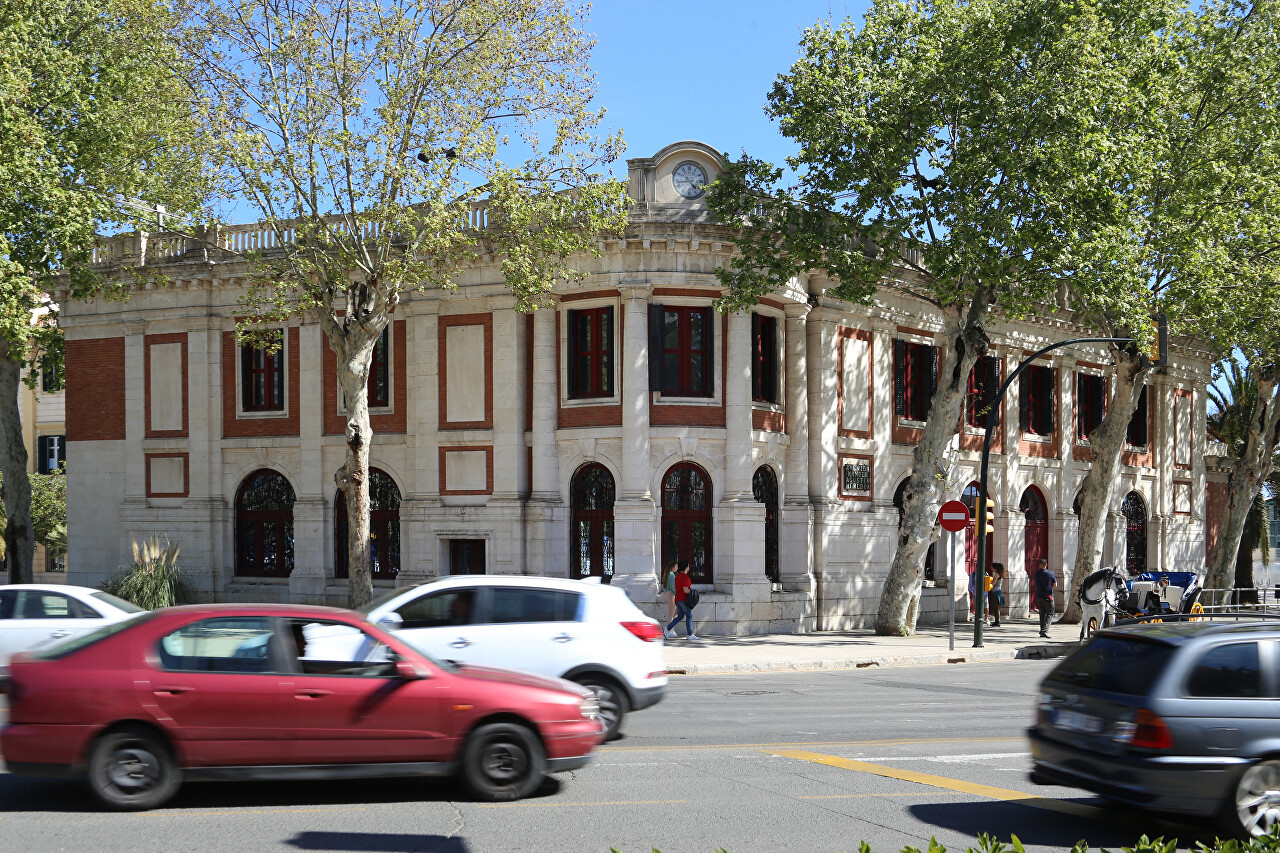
[906,799,1221,849]
[0,772,561,813]
[285,832,468,852]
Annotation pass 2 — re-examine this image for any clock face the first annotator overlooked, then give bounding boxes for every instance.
[672,161,708,199]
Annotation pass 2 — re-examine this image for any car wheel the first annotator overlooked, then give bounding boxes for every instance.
[461,722,546,802]
[576,677,629,741]
[1228,760,1280,837]
[86,726,181,811]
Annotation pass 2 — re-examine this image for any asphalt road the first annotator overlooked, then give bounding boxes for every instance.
[0,661,1216,853]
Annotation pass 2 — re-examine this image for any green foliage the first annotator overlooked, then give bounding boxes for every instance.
[100,537,193,610]
[0,0,209,354]
[29,469,66,554]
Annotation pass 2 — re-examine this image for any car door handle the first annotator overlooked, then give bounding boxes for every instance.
[449,638,472,649]
[552,633,574,643]
[49,630,72,639]
[295,688,333,699]
[153,685,194,696]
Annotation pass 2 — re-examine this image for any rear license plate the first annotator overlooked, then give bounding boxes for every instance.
[1055,709,1104,734]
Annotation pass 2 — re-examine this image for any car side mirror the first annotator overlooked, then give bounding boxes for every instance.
[395,658,424,680]
[378,611,404,631]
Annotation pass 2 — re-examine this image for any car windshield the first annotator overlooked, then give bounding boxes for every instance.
[1044,634,1175,696]
[29,612,154,660]
[91,591,145,614]
[358,587,411,616]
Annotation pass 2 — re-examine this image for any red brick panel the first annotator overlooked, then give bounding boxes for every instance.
[322,320,408,435]
[222,329,300,438]
[66,337,126,441]
[144,333,188,438]
[438,313,493,431]
[753,408,785,432]
[560,289,620,303]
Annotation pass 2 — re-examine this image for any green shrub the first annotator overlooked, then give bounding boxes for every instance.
[100,536,193,610]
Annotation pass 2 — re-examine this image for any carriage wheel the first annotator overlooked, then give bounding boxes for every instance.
[1086,616,1099,637]
[1190,602,1205,622]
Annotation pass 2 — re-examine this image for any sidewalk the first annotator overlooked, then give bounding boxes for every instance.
[660,619,1081,675]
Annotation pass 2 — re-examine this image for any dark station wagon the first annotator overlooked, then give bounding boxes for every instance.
[1030,618,1280,837]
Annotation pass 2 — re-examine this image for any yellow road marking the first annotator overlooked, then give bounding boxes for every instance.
[139,807,368,818]
[601,736,1021,754]
[764,750,1108,820]
[478,799,685,809]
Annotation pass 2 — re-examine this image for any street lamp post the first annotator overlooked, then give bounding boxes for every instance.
[972,336,1137,647]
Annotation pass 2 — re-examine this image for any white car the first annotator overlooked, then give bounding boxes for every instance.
[356,576,667,739]
[0,584,144,667]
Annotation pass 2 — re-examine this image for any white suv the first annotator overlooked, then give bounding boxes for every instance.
[359,576,667,739]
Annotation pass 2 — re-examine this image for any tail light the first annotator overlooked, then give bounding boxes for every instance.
[621,621,664,642]
[1122,709,1173,750]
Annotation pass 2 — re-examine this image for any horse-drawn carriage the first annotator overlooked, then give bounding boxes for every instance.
[1078,568,1204,638]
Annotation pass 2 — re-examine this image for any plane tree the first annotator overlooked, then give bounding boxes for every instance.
[707,0,1173,634]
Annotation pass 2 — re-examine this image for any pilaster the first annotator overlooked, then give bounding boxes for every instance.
[781,303,813,589]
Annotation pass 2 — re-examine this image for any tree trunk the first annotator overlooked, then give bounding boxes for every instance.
[1060,348,1145,624]
[1206,373,1280,593]
[874,293,990,635]
[331,329,380,611]
[0,352,34,584]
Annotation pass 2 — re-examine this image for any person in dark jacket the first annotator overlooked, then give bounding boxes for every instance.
[1033,558,1056,637]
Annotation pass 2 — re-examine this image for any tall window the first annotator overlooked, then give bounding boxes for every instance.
[571,463,615,579]
[1020,364,1055,435]
[37,434,65,474]
[961,481,992,577]
[894,340,936,422]
[752,466,780,583]
[40,355,62,392]
[751,313,779,404]
[1077,373,1106,439]
[662,463,713,582]
[966,356,1000,428]
[1127,385,1149,446]
[1122,491,1147,575]
[567,307,614,398]
[235,470,295,577]
[240,337,284,412]
[335,468,401,580]
[650,305,713,397]
[368,327,390,408]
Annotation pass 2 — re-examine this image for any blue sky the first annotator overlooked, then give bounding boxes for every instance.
[585,1,871,174]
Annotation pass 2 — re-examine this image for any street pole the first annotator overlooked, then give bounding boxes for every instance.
[973,336,1134,648]
[948,532,955,651]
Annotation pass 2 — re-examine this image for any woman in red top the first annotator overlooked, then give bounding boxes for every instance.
[664,561,698,640]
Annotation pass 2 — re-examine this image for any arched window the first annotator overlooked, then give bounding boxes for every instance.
[1122,491,1147,575]
[1020,486,1049,609]
[662,463,713,583]
[235,470,296,577]
[894,479,937,581]
[335,468,402,580]
[571,463,615,579]
[960,481,992,577]
[752,466,780,584]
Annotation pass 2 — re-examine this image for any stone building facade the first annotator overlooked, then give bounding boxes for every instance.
[60,141,1215,633]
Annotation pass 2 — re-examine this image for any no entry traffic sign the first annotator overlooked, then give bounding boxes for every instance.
[938,500,970,533]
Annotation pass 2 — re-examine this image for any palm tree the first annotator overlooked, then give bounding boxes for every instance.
[1208,361,1280,596]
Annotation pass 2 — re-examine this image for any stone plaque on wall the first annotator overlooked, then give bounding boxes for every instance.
[149,342,183,432]
[446,324,485,423]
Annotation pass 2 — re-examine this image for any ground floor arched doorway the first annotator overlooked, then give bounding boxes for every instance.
[1021,486,1049,611]
[1123,491,1147,575]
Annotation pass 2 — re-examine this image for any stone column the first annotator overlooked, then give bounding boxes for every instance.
[780,303,813,591]
[527,301,565,577]
[399,303,438,586]
[610,284,657,601]
[290,323,327,603]
[806,308,839,630]
[717,309,767,607]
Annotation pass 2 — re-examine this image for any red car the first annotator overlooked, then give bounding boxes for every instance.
[0,604,605,809]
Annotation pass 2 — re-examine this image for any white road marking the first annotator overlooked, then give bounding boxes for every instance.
[854,751,1030,764]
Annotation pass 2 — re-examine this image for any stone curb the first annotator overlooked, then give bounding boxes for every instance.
[664,641,1080,675]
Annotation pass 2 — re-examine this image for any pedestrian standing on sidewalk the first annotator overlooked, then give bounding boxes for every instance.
[665,561,698,640]
[988,563,1006,628]
[660,560,678,625]
[1033,557,1056,638]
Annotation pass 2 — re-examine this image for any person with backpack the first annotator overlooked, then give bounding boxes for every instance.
[664,560,699,640]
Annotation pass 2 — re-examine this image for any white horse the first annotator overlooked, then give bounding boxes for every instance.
[1079,566,1127,640]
